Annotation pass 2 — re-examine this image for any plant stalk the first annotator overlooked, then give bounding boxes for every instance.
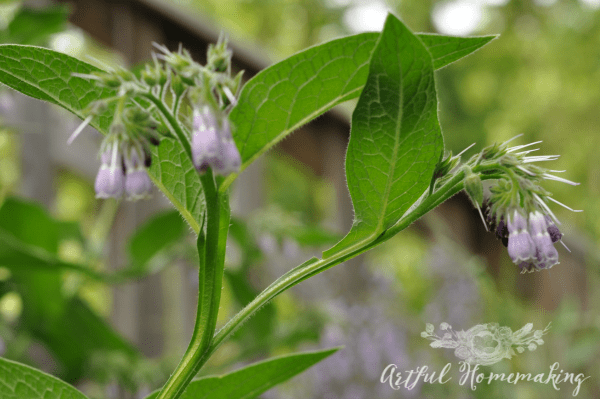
[155,172,230,399]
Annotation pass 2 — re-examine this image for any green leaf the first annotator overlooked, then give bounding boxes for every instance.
[227,32,494,184]
[418,33,497,70]
[128,210,187,266]
[0,45,115,132]
[324,14,444,256]
[146,348,338,399]
[0,45,204,232]
[0,197,185,282]
[5,5,71,45]
[148,139,204,233]
[0,197,94,276]
[0,357,88,399]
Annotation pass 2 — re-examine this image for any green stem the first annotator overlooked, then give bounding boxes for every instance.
[172,89,187,119]
[155,171,230,399]
[142,93,192,160]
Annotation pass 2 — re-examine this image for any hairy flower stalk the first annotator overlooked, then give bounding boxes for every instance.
[458,136,581,273]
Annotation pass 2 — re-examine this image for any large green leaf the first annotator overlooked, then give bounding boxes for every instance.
[227,32,494,183]
[146,348,338,399]
[0,45,203,232]
[0,357,88,399]
[0,45,114,132]
[324,14,444,256]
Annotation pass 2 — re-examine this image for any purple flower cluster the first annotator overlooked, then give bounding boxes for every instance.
[191,105,240,176]
[501,210,562,273]
[95,142,152,200]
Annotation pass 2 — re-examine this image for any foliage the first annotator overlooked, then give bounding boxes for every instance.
[0,2,592,398]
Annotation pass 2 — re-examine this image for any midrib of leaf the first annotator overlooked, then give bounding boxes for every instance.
[323,14,443,257]
[378,82,403,236]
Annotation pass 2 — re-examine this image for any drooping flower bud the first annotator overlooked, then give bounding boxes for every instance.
[124,147,152,201]
[544,215,562,243]
[95,143,124,199]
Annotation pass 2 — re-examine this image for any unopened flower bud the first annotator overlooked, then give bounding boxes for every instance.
[158,69,168,86]
[544,215,562,243]
[171,75,186,97]
[464,170,483,207]
[98,73,121,88]
[143,147,152,168]
[142,66,158,86]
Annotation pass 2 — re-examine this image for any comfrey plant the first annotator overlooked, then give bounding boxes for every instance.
[0,13,580,399]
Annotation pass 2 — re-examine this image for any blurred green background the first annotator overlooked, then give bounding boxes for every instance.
[0,0,599,398]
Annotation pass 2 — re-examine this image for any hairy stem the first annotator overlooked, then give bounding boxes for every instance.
[155,171,230,399]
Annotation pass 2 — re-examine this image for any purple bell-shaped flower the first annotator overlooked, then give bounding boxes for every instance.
[124,147,152,200]
[212,119,241,176]
[507,209,536,265]
[528,211,559,269]
[192,106,221,173]
[95,143,124,199]
[191,106,241,177]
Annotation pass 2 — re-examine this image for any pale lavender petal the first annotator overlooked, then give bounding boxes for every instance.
[95,144,124,198]
[125,169,152,200]
[508,231,536,264]
[507,209,528,233]
[192,107,221,172]
[95,165,124,198]
[212,139,240,176]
